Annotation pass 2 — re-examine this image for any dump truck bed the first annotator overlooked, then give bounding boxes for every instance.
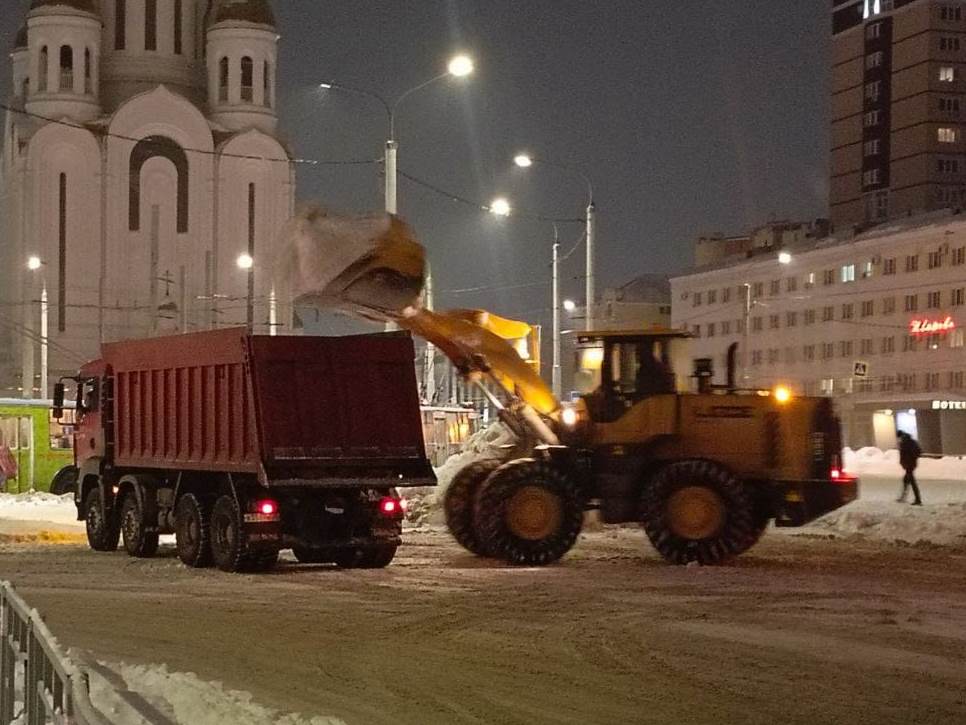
[103,328,433,485]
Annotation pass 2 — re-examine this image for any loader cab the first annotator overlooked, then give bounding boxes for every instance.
[575,330,691,423]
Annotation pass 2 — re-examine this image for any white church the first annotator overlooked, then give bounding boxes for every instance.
[0,0,294,397]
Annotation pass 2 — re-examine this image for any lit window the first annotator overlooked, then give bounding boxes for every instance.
[863,169,882,185]
[938,127,960,143]
[940,66,956,82]
[866,22,883,40]
[864,139,882,156]
[841,264,856,283]
[864,110,882,128]
[865,81,882,100]
[866,51,884,70]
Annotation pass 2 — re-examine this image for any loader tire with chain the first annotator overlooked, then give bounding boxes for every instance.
[443,459,502,556]
[641,459,760,565]
[474,458,583,566]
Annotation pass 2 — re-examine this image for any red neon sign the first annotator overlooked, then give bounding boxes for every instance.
[909,317,956,335]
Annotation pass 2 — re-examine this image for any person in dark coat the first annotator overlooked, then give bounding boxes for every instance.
[896,431,923,505]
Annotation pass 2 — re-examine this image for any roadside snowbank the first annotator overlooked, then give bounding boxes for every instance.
[805,500,966,547]
[95,662,346,725]
[844,447,966,480]
[0,492,79,527]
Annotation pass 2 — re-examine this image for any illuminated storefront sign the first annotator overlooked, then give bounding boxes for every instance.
[932,400,966,411]
[909,317,956,335]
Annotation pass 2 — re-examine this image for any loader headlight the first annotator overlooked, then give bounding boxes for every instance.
[773,385,792,404]
[561,405,579,427]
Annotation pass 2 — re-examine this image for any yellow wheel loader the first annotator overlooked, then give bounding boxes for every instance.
[278,209,859,566]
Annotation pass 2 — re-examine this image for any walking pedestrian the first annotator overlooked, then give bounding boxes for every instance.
[896,430,923,506]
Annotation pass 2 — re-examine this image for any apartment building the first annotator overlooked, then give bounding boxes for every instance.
[831,0,966,228]
[671,211,966,454]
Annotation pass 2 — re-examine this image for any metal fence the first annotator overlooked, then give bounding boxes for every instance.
[0,582,108,725]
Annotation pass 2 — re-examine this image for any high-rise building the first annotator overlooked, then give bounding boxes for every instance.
[830,0,966,229]
[0,0,294,398]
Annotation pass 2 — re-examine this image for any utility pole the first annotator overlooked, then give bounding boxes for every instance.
[585,201,596,331]
[742,283,752,384]
[551,224,561,399]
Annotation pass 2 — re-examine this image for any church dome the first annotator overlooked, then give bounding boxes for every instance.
[211,0,275,26]
[29,0,99,13]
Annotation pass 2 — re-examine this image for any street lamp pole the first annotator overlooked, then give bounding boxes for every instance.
[320,56,473,403]
[27,256,47,399]
[514,154,596,330]
[551,223,561,399]
[237,254,255,333]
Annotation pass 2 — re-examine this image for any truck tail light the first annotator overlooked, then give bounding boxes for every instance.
[379,497,404,517]
[255,499,278,516]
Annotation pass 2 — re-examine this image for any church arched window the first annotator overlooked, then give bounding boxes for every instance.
[218,57,229,102]
[84,48,92,93]
[145,0,157,51]
[59,46,73,92]
[263,60,272,107]
[115,0,126,50]
[241,57,254,103]
[38,47,48,92]
[174,0,183,55]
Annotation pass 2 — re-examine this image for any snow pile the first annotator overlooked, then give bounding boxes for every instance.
[805,500,966,547]
[405,422,517,527]
[95,662,346,725]
[0,491,79,526]
[844,447,966,480]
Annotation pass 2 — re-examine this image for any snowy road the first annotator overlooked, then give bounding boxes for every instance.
[1,523,965,725]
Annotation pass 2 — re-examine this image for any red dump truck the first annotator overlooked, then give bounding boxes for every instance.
[54,328,435,572]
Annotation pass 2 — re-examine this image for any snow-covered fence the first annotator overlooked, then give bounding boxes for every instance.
[0,582,108,725]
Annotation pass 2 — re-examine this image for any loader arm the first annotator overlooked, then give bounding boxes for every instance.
[276,208,562,424]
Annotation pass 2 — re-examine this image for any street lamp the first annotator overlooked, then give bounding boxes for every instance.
[319,52,475,215]
[563,299,577,313]
[237,254,254,332]
[26,256,48,399]
[778,251,793,265]
[514,152,597,331]
[489,197,512,217]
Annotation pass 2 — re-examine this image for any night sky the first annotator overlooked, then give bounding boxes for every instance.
[0,0,830,331]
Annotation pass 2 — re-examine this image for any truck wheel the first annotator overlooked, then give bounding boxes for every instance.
[120,492,159,558]
[49,466,78,496]
[641,460,758,565]
[474,459,583,566]
[210,495,248,572]
[84,488,120,552]
[175,494,212,568]
[334,545,397,569]
[443,460,501,556]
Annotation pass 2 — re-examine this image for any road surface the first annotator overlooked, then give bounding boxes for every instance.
[2,523,965,725]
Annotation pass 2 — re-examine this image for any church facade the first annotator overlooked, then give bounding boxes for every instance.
[0,0,294,397]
